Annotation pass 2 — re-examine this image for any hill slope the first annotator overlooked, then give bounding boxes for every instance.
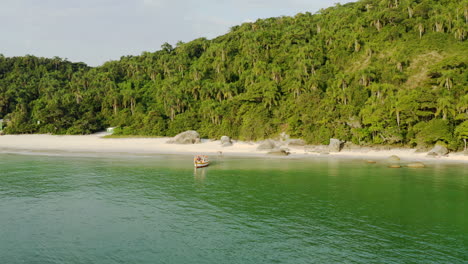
[0,0,467,149]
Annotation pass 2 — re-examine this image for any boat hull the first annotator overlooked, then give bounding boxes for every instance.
[194,162,209,168]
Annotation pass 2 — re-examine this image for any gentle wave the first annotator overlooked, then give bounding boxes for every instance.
[0,154,466,263]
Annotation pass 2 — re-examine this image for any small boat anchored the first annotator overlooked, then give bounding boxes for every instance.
[194,155,210,168]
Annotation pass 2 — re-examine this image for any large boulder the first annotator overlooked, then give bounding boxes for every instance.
[328,138,343,152]
[220,136,232,147]
[167,130,201,144]
[407,162,426,168]
[267,149,290,156]
[427,144,449,157]
[387,155,400,162]
[257,139,279,151]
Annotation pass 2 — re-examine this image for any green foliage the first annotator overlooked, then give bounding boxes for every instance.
[0,0,466,147]
[413,119,453,147]
[455,121,468,151]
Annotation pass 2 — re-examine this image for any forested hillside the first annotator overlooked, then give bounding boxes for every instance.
[0,0,467,149]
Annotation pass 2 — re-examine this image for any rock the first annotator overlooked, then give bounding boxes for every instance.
[328,138,343,152]
[427,144,449,157]
[166,130,201,144]
[280,147,290,152]
[279,132,290,142]
[366,160,377,164]
[267,149,290,156]
[407,162,425,168]
[287,139,306,147]
[220,136,232,147]
[320,151,330,155]
[257,139,279,151]
[388,164,401,168]
[387,155,400,162]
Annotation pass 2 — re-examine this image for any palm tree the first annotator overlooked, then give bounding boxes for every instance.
[435,96,455,120]
[262,85,280,110]
[455,94,468,119]
[439,70,455,90]
[106,81,120,115]
[453,20,466,40]
[455,121,468,151]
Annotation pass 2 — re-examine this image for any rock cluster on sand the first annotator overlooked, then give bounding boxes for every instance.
[328,138,343,152]
[267,149,290,156]
[220,136,233,147]
[257,139,279,151]
[167,130,201,144]
[257,139,292,155]
[256,134,307,153]
[427,144,449,157]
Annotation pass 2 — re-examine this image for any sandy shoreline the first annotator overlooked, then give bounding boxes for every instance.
[0,133,467,163]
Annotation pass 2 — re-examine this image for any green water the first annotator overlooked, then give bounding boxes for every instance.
[0,153,466,263]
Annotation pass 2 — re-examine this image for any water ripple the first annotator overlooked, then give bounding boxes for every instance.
[0,154,466,263]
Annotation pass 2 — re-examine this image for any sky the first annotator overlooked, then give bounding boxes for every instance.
[0,0,355,66]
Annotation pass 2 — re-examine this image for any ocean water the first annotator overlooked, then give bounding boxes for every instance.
[0,153,466,263]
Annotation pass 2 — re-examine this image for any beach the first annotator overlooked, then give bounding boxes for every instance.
[0,133,467,163]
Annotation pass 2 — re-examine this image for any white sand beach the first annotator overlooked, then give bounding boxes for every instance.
[0,133,467,163]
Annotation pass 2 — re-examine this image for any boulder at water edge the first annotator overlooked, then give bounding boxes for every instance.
[427,144,449,157]
[220,136,233,147]
[257,139,279,151]
[167,130,201,144]
[267,149,290,156]
[387,155,400,162]
[328,138,343,152]
[407,162,425,168]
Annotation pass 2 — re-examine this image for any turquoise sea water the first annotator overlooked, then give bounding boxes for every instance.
[0,153,466,263]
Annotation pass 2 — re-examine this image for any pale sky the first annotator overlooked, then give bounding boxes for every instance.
[0,0,355,66]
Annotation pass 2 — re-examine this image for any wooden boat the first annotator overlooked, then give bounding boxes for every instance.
[194,155,210,168]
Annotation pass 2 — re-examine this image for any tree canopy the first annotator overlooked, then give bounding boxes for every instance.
[0,0,467,149]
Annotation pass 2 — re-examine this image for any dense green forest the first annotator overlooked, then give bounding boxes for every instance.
[0,0,467,150]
